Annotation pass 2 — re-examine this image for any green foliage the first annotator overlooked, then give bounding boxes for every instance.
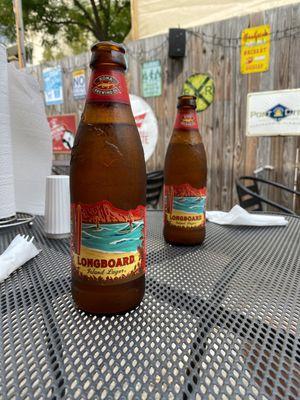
[0,0,16,42]
[0,0,131,53]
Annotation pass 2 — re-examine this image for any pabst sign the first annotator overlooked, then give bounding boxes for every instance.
[129,94,158,162]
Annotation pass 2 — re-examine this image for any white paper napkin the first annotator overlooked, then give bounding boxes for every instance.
[0,45,16,220]
[8,63,52,215]
[206,205,288,226]
[0,234,41,282]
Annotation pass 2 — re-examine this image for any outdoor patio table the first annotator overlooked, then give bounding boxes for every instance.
[0,211,299,399]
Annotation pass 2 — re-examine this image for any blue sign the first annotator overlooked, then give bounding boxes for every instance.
[43,67,63,105]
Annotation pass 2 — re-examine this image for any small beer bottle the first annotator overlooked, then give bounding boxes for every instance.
[163,95,207,245]
[70,42,146,314]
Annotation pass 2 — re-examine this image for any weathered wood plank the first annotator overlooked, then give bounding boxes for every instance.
[270,6,293,210]
[232,15,249,204]
[222,18,238,210]
[254,8,276,208]
[285,4,300,212]
[210,20,226,210]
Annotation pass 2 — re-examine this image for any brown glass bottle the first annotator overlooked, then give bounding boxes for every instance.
[163,95,207,245]
[70,42,146,314]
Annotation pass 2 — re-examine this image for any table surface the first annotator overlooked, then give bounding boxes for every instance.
[0,211,299,400]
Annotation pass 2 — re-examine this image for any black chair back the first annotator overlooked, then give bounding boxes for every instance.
[236,176,299,214]
[52,166,70,175]
[236,178,262,211]
[146,171,164,208]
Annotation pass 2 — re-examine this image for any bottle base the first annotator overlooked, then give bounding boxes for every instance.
[164,238,205,246]
[163,226,205,246]
[72,275,145,315]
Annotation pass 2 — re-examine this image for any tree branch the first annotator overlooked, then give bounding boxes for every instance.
[73,0,104,40]
[98,0,103,11]
[101,0,111,38]
[73,0,96,28]
[40,15,94,33]
[90,0,101,28]
[114,0,129,16]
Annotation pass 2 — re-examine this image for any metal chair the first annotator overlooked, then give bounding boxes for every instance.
[236,176,300,215]
[52,165,70,175]
[146,171,164,209]
[52,159,70,176]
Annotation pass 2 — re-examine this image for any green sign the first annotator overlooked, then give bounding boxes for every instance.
[183,73,215,112]
[142,60,162,98]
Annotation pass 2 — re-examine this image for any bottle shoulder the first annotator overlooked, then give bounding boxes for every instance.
[165,139,207,165]
[167,129,204,147]
[81,102,136,125]
[164,135,207,187]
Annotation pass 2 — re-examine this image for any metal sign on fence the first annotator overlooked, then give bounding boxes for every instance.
[129,94,158,161]
[142,60,162,98]
[48,114,77,153]
[72,69,86,99]
[43,66,64,106]
[241,25,270,74]
[183,73,214,112]
[246,89,300,136]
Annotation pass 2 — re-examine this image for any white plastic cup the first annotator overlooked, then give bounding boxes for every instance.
[44,175,70,239]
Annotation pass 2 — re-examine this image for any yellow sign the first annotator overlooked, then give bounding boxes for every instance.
[241,25,270,74]
[165,211,205,229]
[73,248,141,281]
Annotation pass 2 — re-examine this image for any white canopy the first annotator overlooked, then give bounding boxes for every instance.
[130,0,299,39]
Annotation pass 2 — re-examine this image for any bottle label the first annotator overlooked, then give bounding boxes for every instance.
[86,69,130,104]
[174,110,198,130]
[164,184,206,228]
[71,200,146,284]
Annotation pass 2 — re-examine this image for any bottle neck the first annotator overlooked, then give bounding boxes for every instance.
[86,65,130,105]
[174,108,198,131]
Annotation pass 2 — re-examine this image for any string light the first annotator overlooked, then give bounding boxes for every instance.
[189,25,300,48]
[35,25,300,72]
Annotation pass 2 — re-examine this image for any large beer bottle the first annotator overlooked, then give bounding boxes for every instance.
[163,95,207,245]
[70,42,146,314]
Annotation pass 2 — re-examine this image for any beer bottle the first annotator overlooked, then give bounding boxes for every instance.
[70,42,147,314]
[163,95,207,245]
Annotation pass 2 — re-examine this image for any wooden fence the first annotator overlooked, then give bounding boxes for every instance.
[30,3,300,211]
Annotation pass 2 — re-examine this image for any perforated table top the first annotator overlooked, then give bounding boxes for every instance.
[0,211,299,400]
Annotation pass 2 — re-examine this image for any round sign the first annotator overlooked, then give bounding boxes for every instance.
[129,94,158,162]
[183,73,215,112]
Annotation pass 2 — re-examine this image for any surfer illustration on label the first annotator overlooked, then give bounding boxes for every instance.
[71,200,146,284]
[164,183,206,228]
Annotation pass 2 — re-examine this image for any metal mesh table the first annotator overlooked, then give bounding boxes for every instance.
[0,211,299,400]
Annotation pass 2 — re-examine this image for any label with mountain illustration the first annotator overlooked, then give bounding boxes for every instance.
[71,200,146,284]
[86,69,130,104]
[164,183,206,228]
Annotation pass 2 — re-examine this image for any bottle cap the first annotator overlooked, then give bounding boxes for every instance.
[90,41,126,70]
[177,95,197,109]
